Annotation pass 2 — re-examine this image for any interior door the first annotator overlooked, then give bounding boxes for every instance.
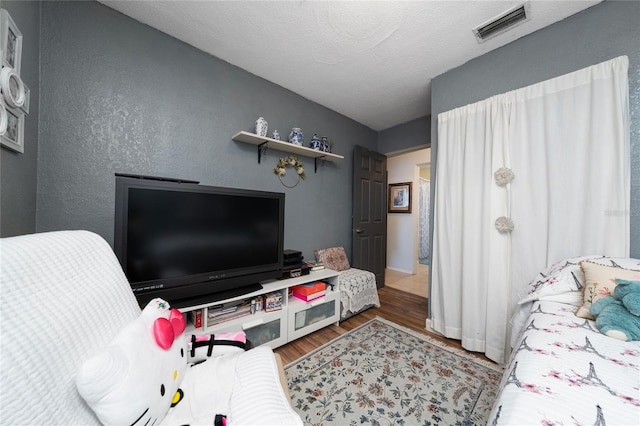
[352,145,387,288]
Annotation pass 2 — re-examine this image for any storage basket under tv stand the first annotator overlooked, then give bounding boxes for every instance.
[180,269,340,349]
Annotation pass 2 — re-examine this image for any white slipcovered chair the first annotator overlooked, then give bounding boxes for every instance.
[314,246,380,320]
[0,230,301,425]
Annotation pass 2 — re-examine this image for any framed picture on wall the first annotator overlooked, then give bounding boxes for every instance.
[388,182,412,213]
[1,103,24,153]
[1,8,23,74]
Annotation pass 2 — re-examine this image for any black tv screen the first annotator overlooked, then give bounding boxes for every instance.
[114,175,285,308]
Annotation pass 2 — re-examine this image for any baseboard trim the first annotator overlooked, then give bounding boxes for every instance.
[425,318,444,337]
[386,266,414,274]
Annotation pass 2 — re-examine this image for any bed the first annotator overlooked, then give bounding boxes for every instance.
[488,256,640,425]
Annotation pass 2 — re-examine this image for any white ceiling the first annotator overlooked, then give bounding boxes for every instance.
[99,0,601,131]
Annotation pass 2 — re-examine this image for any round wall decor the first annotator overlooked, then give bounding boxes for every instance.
[0,66,25,109]
[274,155,306,188]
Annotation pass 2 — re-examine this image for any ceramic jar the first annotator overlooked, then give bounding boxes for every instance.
[321,136,330,152]
[288,128,303,146]
[255,117,268,137]
[271,130,280,140]
[310,134,321,150]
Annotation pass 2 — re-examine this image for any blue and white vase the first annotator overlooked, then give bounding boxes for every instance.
[310,134,321,150]
[321,136,330,152]
[288,128,303,146]
[271,130,280,140]
[255,117,268,137]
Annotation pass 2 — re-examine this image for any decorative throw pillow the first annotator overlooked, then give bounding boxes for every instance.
[315,246,350,271]
[576,261,640,319]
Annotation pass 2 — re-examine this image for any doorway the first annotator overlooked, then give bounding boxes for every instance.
[385,148,430,298]
[352,145,387,288]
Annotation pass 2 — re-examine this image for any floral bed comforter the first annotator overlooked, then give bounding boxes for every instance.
[488,299,640,425]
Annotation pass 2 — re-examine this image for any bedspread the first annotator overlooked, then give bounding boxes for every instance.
[488,300,640,425]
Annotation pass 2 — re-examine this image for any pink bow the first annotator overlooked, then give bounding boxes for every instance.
[153,309,186,350]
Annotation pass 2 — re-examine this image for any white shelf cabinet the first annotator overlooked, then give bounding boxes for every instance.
[180,269,340,349]
[288,290,340,341]
[232,131,344,173]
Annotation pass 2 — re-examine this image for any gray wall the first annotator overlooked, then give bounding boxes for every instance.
[0,1,40,237]
[430,0,640,260]
[36,1,377,260]
[378,115,430,155]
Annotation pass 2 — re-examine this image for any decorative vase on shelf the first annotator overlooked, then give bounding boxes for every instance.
[288,127,303,146]
[271,130,280,140]
[255,117,268,137]
[321,136,330,152]
[310,134,321,150]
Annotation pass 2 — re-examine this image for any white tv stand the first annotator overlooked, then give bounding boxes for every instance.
[179,269,340,349]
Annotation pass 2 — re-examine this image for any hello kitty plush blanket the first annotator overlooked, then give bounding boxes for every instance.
[76,298,246,426]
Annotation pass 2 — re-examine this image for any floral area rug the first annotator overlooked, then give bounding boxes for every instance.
[285,317,504,425]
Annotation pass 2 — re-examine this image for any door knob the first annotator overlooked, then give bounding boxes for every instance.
[355,228,363,234]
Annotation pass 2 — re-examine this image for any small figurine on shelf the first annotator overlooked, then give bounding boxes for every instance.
[321,136,331,152]
[310,134,321,150]
[271,130,280,140]
[255,117,268,137]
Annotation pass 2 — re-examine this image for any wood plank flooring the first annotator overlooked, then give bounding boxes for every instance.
[274,285,488,366]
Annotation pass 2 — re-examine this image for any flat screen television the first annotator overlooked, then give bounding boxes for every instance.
[114,175,285,308]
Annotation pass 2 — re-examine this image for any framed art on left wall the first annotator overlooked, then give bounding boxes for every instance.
[1,8,23,74]
[1,103,24,153]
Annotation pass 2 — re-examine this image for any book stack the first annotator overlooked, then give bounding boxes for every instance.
[292,281,327,302]
[190,309,203,329]
[207,300,252,327]
[305,261,325,271]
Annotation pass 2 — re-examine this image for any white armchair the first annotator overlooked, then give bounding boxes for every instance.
[315,246,380,320]
[0,230,301,425]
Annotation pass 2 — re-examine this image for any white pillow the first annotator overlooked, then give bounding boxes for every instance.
[519,256,640,305]
[537,291,584,306]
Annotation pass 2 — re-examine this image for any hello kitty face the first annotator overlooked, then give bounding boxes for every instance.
[76,299,188,426]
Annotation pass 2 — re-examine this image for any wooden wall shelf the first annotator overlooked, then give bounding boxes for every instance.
[232,131,344,172]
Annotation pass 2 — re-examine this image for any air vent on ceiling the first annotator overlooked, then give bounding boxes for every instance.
[472,2,530,43]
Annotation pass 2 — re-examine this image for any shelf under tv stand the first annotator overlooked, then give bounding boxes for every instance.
[179,269,340,349]
[169,283,264,310]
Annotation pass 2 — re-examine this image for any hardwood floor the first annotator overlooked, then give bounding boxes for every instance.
[274,282,491,366]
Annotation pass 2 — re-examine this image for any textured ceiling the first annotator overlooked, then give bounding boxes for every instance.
[98,1,601,131]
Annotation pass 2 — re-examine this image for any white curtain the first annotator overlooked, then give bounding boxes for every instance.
[418,178,430,261]
[431,56,630,364]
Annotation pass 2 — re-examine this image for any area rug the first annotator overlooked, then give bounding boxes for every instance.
[285,317,503,425]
